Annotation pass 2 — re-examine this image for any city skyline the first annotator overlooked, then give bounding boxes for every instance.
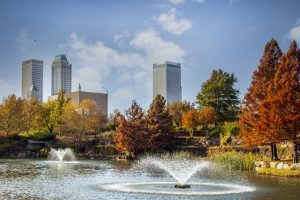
[1,0,300,113]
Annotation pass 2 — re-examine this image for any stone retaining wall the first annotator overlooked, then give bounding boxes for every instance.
[255,161,300,171]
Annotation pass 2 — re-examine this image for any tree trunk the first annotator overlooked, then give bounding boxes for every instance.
[271,142,278,160]
[293,143,298,163]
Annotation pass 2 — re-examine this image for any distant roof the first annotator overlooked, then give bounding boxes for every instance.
[55,54,68,61]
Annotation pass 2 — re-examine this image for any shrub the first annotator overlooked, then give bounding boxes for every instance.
[212,151,256,170]
[208,126,222,137]
[220,122,239,146]
[19,131,55,140]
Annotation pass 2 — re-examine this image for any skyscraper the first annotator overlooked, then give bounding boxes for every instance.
[22,59,43,101]
[153,61,182,103]
[51,54,72,95]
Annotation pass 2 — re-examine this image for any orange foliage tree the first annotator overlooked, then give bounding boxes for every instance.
[182,108,200,136]
[239,39,282,159]
[259,41,300,163]
[115,100,147,157]
[198,107,216,129]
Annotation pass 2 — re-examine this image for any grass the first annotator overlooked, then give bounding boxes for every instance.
[211,151,256,170]
[257,168,300,177]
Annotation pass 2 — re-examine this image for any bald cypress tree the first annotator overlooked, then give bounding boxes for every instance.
[239,39,282,159]
[260,41,300,163]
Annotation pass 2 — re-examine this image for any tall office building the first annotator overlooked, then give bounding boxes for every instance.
[22,59,43,101]
[51,54,72,95]
[153,61,182,103]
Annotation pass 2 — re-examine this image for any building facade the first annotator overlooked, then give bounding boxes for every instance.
[51,54,72,95]
[22,59,43,101]
[153,61,182,103]
[49,89,108,116]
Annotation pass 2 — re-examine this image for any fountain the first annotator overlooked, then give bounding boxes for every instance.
[138,157,210,189]
[99,155,256,195]
[48,148,75,162]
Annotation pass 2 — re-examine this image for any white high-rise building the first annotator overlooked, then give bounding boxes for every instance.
[153,61,182,103]
[51,54,72,95]
[22,59,43,101]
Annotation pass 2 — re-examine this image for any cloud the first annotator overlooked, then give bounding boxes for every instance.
[156,8,192,35]
[113,31,130,47]
[288,20,300,43]
[66,30,185,111]
[192,0,205,3]
[17,29,31,52]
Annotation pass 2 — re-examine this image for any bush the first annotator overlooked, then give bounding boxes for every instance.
[19,131,56,140]
[220,122,239,146]
[208,126,222,137]
[212,151,256,170]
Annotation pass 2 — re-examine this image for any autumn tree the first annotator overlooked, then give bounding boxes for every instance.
[182,108,199,136]
[167,101,194,128]
[259,41,300,163]
[42,90,69,135]
[115,100,146,157]
[239,39,282,160]
[0,94,24,142]
[196,69,240,123]
[146,95,174,151]
[62,100,106,150]
[198,107,217,129]
[21,98,43,134]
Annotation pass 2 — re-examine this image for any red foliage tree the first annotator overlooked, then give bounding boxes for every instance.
[115,100,147,157]
[239,39,282,159]
[260,41,300,163]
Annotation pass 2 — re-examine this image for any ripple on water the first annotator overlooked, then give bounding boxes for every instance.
[99,182,255,196]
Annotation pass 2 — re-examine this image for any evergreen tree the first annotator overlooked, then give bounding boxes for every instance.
[146,95,174,151]
[196,69,240,123]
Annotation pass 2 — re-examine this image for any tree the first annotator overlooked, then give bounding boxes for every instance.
[105,109,123,131]
[196,69,240,123]
[42,90,69,135]
[146,95,174,151]
[21,98,43,134]
[0,94,24,142]
[182,108,199,136]
[259,41,300,163]
[62,100,106,150]
[167,101,194,128]
[115,100,146,157]
[198,107,217,129]
[239,39,282,160]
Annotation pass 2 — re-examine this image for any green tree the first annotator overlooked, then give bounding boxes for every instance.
[196,69,240,123]
[146,95,174,151]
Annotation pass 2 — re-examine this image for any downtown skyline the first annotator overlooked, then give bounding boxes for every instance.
[0,0,300,113]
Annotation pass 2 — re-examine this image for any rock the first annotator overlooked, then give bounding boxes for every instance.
[270,162,278,169]
[276,162,284,169]
[283,163,291,170]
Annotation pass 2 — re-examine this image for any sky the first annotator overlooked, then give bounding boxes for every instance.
[0,0,300,114]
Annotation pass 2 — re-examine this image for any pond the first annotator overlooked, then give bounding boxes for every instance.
[0,159,299,200]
